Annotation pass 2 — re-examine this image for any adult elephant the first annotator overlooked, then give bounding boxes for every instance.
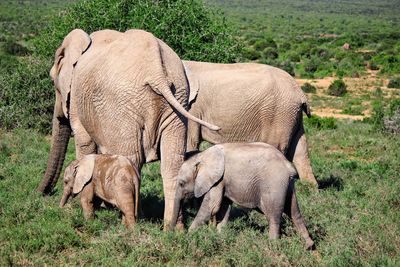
[183,60,317,185]
[37,29,219,230]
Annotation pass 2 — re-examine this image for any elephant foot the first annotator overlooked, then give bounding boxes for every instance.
[175,221,185,231]
[305,239,315,250]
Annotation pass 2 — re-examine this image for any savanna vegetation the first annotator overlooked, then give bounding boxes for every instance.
[1,0,400,265]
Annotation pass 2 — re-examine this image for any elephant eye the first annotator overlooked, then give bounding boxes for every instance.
[178,180,185,187]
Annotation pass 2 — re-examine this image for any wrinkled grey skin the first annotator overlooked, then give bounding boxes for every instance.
[183,60,317,185]
[173,143,315,250]
[60,154,140,228]
[37,29,219,230]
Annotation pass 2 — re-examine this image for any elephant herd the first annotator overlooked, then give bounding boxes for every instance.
[37,29,318,249]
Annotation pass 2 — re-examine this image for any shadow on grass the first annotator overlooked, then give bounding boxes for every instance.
[318,175,344,191]
[140,193,165,222]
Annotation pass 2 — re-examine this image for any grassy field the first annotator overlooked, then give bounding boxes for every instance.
[1,0,400,265]
[1,120,400,265]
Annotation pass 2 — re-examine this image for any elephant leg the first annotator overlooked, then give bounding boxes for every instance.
[284,180,315,250]
[117,194,136,228]
[216,198,232,232]
[189,183,224,231]
[260,191,286,240]
[186,119,201,153]
[70,105,96,159]
[80,184,95,220]
[160,117,186,230]
[287,124,317,185]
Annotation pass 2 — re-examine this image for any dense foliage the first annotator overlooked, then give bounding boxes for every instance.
[301,82,317,94]
[209,0,400,78]
[327,79,347,97]
[0,0,240,133]
[388,77,400,89]
[34,0,240,62]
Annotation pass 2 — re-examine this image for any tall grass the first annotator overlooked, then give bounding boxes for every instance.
[1,121,399,265]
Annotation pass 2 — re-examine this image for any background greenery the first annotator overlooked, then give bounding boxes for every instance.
[209,0,400,78]
[1,0,400,265]
[0,0,240,133]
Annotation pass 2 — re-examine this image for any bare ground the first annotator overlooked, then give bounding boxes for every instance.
[296,70,399,120]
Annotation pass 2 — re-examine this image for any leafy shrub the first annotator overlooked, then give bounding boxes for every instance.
[327,79,347,96]
[243,47,261,60]
[304,115,337,130]
[301,82,317,93]
[3,39,30,56]
[303,57,320,74]
[262,47,278,59]
[384,99,400,134]
[253,37,277,51]
[287,52,300,62]
[279,42,291,50]
[368,60,379,70]
[0,58,53,132]
[2,0,242,133]
[310,47,330,60]
[387,77,400,88]
[370,99,400,134]
[279,61,294,76]
[368,100,385,131]
[34,0,241,63]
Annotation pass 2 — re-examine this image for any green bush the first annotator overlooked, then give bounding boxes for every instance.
[243,47,261,60]
[301,82,317,93]
[0,58,53,132]
[327,79,347,96]
[287,52,300,62]
[304,115,337,130]
[262,47,278,59]
[253,37,277,51]
[387,77,400,88]
[1,0,242,133]
[3,39,30,56]
[279,61,294,76]
[34,0,241,63]
[369,99,400,134]
[303,57,320,74]
[368,60,379,70]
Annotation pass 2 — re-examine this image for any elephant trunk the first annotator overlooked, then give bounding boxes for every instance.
[59,189,71,207]
[37,97,71,194]
[155,82,220,131]
[169,193,183,230]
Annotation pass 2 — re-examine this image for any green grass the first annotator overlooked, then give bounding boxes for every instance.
[1,0,400,265]
[1,121,399,265]
[209,0,400,77]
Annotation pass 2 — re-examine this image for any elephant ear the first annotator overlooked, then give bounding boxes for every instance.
[51,29,91,118]
[182,61,200,104]
[194,145,225,198]
[73,155,96,194]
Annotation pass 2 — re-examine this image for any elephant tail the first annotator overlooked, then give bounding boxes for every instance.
[300,92,311,118]
[152,81,220,131]
[302,101,311,118]
[134,175,140,221]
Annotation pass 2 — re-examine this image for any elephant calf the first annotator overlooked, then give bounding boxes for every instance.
[60,154,140,228]
[174,143,315,249]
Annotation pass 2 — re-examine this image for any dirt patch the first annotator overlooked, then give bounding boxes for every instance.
[312,108,366,120]
[296,71,400,120]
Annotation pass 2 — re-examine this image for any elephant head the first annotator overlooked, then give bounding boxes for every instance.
[171,145,225,227]
[59,155,95,207]
[38,29,91,194]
